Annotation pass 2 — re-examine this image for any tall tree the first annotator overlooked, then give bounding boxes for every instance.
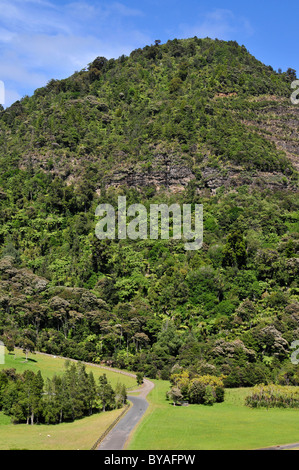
[98,374,115,412]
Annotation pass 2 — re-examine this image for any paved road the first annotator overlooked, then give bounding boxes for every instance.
[21,350,154,450]
[97,378,154,450]
[258,442,299,450]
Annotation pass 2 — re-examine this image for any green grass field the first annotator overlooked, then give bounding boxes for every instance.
[0,347,136,388]
[127,380,299,450]
[1,349,299,450]
[0,348,136,450]
[0,406,127,450]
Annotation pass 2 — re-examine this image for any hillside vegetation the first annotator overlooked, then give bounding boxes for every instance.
[0,37,298,388]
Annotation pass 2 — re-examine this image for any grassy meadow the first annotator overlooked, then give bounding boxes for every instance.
[127,380,299,450]
[1,348,299,450]
[0,347,136,388]
[0,406,126,450]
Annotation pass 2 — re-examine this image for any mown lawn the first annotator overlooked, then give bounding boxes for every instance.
[0,347,136,389]
[127,380,299,450]
[0,408,125,450]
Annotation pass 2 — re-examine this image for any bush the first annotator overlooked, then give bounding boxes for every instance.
[169,370,225,406]
[204,385,216,405]
[245,384,299,409]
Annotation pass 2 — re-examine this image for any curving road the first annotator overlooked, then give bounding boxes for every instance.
[22,350,154,450]
[97,378,154,450]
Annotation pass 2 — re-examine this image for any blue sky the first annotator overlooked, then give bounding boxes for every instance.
[0,0,298,107]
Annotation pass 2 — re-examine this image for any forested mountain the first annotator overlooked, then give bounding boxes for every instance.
[0,37,298,387]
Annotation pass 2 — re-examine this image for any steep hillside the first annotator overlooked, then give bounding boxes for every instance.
[0,37,297,192]
[0,38,298,386]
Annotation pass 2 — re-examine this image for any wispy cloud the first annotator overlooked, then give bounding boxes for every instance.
[0,0,148,107]
[0,27,17,43]
[180,8,254,41]
[0,3,255,108]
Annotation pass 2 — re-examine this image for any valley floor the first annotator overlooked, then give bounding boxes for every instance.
[127,381,299,451]
[1,349,299,451]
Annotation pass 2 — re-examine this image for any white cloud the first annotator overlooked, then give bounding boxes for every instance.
[108,2,144,17]
[0,54,47,87]
[66,1,143,21]
[2,88,22,107]
[0,0,149,107]
[180,8,254,41]
[0,27,17,43]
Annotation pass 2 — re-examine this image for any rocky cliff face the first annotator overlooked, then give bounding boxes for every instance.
[102,156,195,193]
[99,96,299,195]
[103,162,297,194]
[243,97,299,172]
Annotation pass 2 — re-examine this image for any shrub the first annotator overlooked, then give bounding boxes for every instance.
[245,384,299,409]
[169,370,225,405]
[204,385,216,405]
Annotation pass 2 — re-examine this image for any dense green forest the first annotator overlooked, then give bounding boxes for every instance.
[0,37,298,388]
